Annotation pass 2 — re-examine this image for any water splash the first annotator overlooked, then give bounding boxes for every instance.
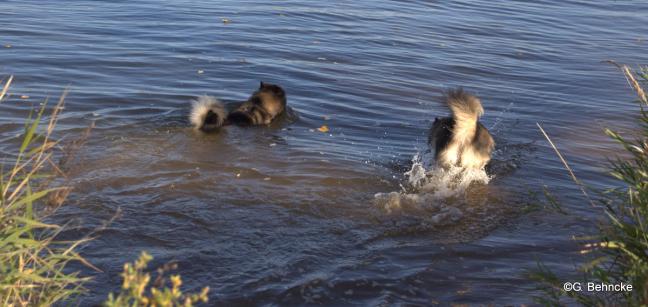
[374,153,491,224]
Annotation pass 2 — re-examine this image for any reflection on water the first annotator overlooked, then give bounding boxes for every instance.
[1,0,647,304]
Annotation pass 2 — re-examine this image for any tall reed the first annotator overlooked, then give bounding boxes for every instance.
[0,76,210,306]
[0,76,91,306]
[531,65,648,306]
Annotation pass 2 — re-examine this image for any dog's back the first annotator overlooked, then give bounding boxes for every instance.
[190,82,287,131]
[429,88,494,169]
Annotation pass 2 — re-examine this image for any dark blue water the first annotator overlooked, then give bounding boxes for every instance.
[1,0,647,305]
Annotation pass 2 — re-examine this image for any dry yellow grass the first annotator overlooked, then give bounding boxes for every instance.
[621,65,647,104]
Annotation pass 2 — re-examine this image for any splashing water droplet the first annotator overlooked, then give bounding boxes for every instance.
[374,152,491,225]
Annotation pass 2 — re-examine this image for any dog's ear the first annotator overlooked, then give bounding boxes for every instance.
[259,81,265,89]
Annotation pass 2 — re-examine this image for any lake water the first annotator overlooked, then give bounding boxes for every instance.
[1,0,647,305]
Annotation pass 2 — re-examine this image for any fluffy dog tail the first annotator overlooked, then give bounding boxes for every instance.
[446,88,484,145]
[190,96,227,132]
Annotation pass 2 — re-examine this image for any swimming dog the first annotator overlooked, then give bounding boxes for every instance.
[428,88,494,170]
[190,82,287,132]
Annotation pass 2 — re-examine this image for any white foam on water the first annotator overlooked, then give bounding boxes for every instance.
[374,153,491,225]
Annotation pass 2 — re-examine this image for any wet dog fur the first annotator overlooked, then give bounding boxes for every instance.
[190,82,287,132]
[428,88,494,170]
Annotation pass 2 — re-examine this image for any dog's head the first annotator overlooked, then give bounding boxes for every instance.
[228,82,287,125]
[253,81,286,118]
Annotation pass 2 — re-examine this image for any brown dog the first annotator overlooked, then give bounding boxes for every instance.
[190,82,287,132]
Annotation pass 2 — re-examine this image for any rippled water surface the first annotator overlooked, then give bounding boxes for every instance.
[1,0,647,305]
